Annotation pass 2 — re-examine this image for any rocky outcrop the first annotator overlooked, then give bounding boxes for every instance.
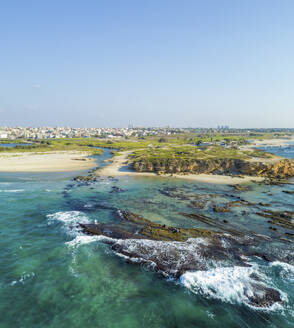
[78,210,285,308]
[130,158,294,179]
[80,210,218,241]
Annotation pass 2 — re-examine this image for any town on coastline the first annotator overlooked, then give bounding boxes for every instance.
[1,126,294,140]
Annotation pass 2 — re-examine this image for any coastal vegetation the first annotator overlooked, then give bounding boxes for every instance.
[0,139,104,155]
[1,133,294,180]
[128,145,273,162]
[0,131,292,155]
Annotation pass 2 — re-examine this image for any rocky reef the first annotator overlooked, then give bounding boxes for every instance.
[78,210,291,308]
[131,158,294,179]
[80,210,218,241]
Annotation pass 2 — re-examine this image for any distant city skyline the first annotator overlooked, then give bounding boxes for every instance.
[1,0,293,128]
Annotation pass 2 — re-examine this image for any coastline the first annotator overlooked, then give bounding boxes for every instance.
[96,152,264,184]
[1,136,292,178]
[249,137,294,148]
[0,151,97,172]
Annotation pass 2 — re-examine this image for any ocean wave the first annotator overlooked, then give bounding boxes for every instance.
[0,189,25,193]
[180,265,285,310]
[271,261,294,280]
[47,211,90,237]
[66,234,115,248]
[46,213,291,311]
[107,237,287,310]
[47,211,114,248]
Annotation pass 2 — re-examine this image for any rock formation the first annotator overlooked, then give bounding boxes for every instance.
[130,158,294,179]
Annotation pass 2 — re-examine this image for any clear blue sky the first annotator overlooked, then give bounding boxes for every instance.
[0,0,293,128]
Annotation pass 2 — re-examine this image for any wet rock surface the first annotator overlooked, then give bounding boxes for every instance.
[256,209,294,230]
[80,210,218,241]
[77,209,291,308]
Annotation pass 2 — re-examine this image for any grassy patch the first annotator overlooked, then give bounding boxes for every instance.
[128,145,274,163]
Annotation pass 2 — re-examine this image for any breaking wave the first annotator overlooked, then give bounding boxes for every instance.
[46,213,292,311]
[109,237,288,310]
[47,211,116,248]
[180,266,279,309]
[0,189,24,193]
[271,261,294,281]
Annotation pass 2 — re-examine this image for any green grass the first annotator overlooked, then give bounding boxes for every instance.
[0,131,289,157]
[128,144,275,163]
[0,139,104,155]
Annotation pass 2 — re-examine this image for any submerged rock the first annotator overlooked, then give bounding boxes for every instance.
[256,209,294,230]
[77,210,286,309]
[108,237,282,308]
[213,205,231,213]
[246,283,281,308]
[80,210,218,242]
[110,186,125,193]
[283,190,294,195]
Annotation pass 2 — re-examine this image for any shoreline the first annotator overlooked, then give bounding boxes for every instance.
[1,136,292,178]
[250,137,294,148]
[0,151,97,172]
[96,152,264,185]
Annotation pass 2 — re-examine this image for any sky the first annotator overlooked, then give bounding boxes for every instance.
[0,0,293,128]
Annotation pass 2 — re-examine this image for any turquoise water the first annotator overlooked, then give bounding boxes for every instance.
[258,141,294,159]
[1,148,294,327]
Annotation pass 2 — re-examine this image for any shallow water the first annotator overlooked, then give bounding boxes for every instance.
[1,147,294,327]
[258,141,294,159]
[0,143,32,147]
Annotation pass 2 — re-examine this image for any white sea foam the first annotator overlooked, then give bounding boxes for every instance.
[0,189,24,193]
[66,235,101,247]
[271,261,294,280]
[66,234,115,248]
[10,272,35,286]
[47,211,89,225]
[47,211,113,248]
[180,265,284,310]
[47,211,90,237]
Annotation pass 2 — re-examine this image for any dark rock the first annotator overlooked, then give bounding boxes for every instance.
[246,284,281,308]
[110,186,125,193]
[283,190,294,195]
[213,205,230,213]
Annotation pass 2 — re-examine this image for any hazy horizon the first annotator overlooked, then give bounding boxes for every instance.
[1,0,293,128]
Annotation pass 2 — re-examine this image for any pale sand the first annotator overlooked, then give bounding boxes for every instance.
[0,151,96,172]
[96,152,263,184]
[250,137,294,148]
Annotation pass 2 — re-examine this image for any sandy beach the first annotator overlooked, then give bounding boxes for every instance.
[96,151,263,184]
[250,137,294,147]
[0,151,96,172]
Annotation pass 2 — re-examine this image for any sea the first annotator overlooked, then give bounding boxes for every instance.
[0,145,294,328]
